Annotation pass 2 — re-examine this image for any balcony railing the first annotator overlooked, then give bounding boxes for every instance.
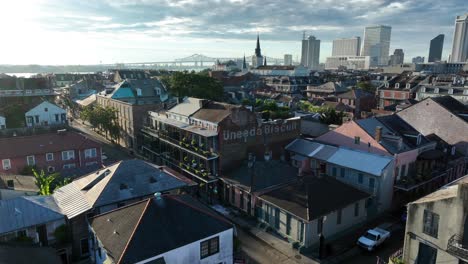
[447,234,468,262]
[394,169,448,191]
[142,126,218,160]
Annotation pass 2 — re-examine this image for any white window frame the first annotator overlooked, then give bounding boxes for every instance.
[26,155,35,166]
[48,166,55,173]
[46,153,54,161]
[84,148,97,159]
[62,150,75,161]
[2,159,11,170]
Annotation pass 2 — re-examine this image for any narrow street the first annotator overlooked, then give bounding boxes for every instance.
[338,225,405,264]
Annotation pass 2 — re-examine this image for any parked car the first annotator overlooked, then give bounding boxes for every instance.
[357,227,391,251]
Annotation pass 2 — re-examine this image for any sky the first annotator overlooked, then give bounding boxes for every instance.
[0,0,466,65]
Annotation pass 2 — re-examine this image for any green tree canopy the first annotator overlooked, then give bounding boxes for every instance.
[164,71,223,101]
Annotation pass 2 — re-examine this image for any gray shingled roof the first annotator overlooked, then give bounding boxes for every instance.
[90,195,233,263]
[53,159,189,218]
[260,177,370,221]
[0,196,64,235]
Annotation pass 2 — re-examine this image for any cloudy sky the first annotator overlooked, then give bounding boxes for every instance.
[0,0,465,65]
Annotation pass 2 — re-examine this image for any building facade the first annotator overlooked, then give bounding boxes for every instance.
[428,34,445,62]
[361,25,392,67]
[89,195,234,264]
[402,179,468,264]
[325,56,370,70]
[450,13,468,62]
[25,101,67,127]
[301,35,321,70]
[390,49,405,65]
[141,98,301,189]
[0,131,102,174]
[332,37,361,56]
[96,79,167,149]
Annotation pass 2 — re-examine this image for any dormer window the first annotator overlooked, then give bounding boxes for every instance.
[406,83,411,89]
[395,83,400,89]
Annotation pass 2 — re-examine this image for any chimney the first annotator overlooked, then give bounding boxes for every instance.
[375,126,382,142]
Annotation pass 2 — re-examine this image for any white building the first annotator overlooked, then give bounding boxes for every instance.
[90,195,234,264]
[450,13,468,62]
[332,37,361,56]
[361,25,392,67]
[325,56,371,70]
[0,116,5,129]
[25,101,67,127]
[301,35,321,70]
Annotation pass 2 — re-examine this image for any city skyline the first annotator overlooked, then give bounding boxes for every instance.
[0,0,466,65]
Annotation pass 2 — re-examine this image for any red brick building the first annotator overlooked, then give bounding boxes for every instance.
[0,131,102,174]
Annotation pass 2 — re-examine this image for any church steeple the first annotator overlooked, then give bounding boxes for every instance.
[263,56,267,66]
[242,54,247,70]
[255,33,262,57]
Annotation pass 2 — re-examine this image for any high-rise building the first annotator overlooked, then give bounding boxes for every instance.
[428,34,444,62]
[332,37,361,56]
[284,54,293,65]
[301,34,320,70]
[450,14,468,62]
[251,34,264,68]
[361,25,392,66]
[389,49,404,65]
[412,56,425,64]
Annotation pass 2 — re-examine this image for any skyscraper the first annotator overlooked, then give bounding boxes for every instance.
[450,14,468,62]
[361,25,392,66]
[251,34,264,68]
[428,34,444,62]
[332,37,361,56]
[389,49,404,65]
[301,35,320,70]
[284,54,293,66]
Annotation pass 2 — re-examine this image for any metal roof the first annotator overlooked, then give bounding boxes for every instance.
[54,160,189,218]
[0,196,64,235]
[327,148,392,176]
[286,139,392,176]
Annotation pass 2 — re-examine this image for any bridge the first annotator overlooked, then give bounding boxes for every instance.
[109,54,287,70]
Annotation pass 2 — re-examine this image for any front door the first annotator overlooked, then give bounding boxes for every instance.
[36,225,48,246]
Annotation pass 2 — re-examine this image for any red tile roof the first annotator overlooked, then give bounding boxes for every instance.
[0,131,101,158]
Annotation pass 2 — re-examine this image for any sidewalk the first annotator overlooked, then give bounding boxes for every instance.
[212,205,319,264]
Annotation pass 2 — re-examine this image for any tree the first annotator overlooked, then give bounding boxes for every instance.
[319,108,346,125]
[357,81,375,93]
[165,72,223,100]
[33,169,70,195]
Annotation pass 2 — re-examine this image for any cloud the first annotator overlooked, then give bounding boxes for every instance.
[0,0,464,64]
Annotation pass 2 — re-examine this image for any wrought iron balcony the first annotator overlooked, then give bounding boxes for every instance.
[447,234,468,262]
